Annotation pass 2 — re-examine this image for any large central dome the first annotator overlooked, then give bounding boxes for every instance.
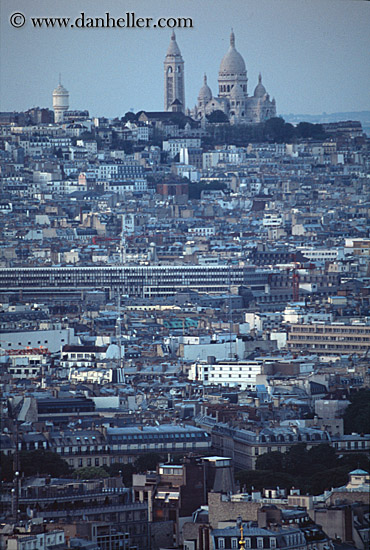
[219,30,246,75]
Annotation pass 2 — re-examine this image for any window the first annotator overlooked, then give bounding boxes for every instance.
[232,539,238,549]
[257,538,264,548]
[218,539,225,549]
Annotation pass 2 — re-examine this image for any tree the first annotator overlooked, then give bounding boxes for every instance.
[104,462,135,486]
[256,451,284,472]
[306,467,350,495]
[8,450,72,478]
[307,444,337,469]
[134,453,163,473]
[73,466,109,479]
[188,181,226,200]
[343,389,370,434]
[206,110,229,123]
[296,122,327,140]
[235,469,295,492]
[121,111,137,123]
[264,117,294,142]
[282,444,310,475]
[337,453,370,472]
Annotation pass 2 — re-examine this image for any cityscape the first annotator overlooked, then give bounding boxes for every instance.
[0,2,369,550]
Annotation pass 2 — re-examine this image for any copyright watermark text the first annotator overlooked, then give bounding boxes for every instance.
[10,12,193,30]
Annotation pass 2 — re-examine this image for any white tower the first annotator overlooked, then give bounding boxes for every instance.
[52,78,69,123]
[164,31,185,113]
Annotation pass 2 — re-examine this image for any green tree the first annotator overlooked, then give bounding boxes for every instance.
[73,466,109,479]
[23,450,71,477]
[12,450,72,478]
[337,453,370,472]
[134,453,163,473]
[121,111,137,123]
[306,467,350,495]
[282,444,310,475]
[307,444,337,469]
[296,122,327,140]
[188,181,226,200]
[104,462,135,486]
[343,389,370,434]
[206,110,229,123]
[256,451,284,472]
[235,469,295,492]
[264,117,295,142]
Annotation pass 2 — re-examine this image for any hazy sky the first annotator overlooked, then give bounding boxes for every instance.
[1,0,369,118]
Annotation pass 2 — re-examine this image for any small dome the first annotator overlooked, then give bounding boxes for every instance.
[53,83,68,96]
[229,81,245,99]
[198,74,212,102]
[166,31,181,57]
[254,74,267,98]
[219,31,246,75]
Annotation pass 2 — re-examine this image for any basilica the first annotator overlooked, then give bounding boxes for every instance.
[164,30,276,124]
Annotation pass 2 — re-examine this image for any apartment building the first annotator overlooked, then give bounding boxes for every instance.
[189,360,263,391]
[287,322,370,356]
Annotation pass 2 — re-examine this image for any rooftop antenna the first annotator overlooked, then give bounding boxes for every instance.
[59,73,61,85]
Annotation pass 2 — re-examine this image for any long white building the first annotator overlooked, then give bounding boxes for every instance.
[189,360,263,390]
[0,265,271,298]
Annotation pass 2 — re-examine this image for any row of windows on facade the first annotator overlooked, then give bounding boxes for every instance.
[216,536,280,549]
[109,432,205,442]
[289,332,370,340]
[291,327,370,333]
[290,343,369,350]
[6,339,56,346]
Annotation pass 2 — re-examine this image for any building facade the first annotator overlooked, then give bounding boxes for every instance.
[163,31,276,123]
[191,31,276,124]
[287,322,370,357]
[0,265,271,299]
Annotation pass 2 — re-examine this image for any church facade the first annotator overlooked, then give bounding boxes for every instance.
[164,30,276,124]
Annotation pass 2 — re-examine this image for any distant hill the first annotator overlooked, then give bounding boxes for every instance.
[281,111,370,135]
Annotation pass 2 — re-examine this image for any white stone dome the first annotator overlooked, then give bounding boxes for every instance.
[229,81,245,99]
[254,74,266,98]
[198,74,212,102]
[53,83,68,96]
[219,31,246,75]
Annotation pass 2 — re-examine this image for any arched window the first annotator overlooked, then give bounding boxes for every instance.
[167,66,173,74]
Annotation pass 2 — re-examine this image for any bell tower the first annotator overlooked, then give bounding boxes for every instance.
[164,31,185,113]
